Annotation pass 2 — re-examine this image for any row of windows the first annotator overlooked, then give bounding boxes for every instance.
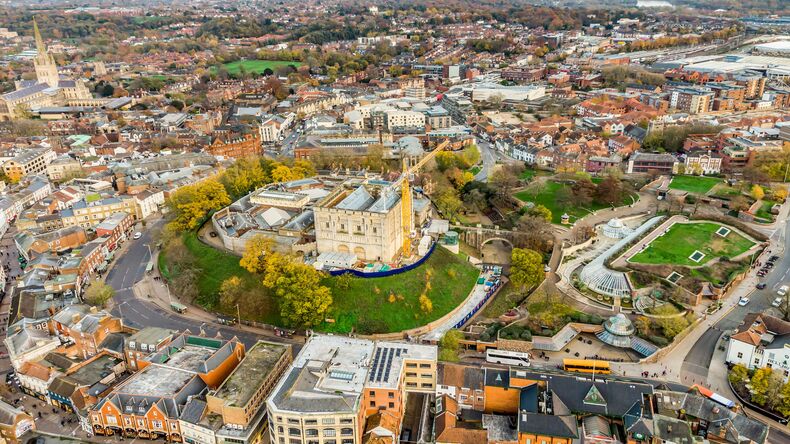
[278,438,354,444]
[404,363,433,369]
[276,417,352,426]
[279,427,354,437]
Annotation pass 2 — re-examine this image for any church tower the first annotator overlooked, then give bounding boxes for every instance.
[32,18,60,88]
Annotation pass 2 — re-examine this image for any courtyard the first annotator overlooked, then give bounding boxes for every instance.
[628,222,756,267]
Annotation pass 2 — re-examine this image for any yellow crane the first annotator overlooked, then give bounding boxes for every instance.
[391,139,451,258]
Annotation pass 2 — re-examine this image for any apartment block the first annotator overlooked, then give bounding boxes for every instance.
[266,336,437,444]
[2,148,56,182]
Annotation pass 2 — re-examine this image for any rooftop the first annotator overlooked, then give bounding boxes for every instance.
[117,365,195,397]
[213,341,289,407]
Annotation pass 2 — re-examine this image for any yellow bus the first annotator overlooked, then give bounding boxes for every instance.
[562,359,611,374]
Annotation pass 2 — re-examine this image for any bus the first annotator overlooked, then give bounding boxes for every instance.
[562,359,611,374]
[486,349,531,367]
[170,302,187,314]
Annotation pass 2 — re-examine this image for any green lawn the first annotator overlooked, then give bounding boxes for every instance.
[629,222,755,266]
[513,181,634,224]
[219,60,302,76]
[163,233,478,333]
[754,200,777,222]
[470,166,482,176]
[519,168,551,181]
[669,175,722,194]
[321,246,479,334]
[709,183,742,199]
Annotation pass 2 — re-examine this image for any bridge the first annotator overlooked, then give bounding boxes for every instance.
[450,224,521,250]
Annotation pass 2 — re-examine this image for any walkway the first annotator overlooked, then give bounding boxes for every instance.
[422,270,497,341]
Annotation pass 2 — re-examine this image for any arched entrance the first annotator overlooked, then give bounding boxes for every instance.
[480,237,514,266]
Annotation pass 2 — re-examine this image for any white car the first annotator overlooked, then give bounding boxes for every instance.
[133,232,142,240]
[772,297,784,308]
[778,285,789,296]
[738,297,750,306]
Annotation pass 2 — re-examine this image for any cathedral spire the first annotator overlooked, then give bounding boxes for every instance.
[33,18,46,55]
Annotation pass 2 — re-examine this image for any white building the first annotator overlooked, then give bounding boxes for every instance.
[385,110,425,130]
[725,313,790,382]
[465,83,546,103]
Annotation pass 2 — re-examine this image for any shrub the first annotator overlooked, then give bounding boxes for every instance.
[520,331,532,340]
[589,314,604,324]
[649,335,669,347]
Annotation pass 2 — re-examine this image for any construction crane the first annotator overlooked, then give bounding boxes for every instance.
[391,139,452,258]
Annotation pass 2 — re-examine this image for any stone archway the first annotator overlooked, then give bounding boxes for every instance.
[337,244,350,254]
[480,237,514,265]
[353,246,366,260]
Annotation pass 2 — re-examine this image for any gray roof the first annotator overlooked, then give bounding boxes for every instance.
[336,186,375,211]
[179,398,207,424]
[2,82,48,101]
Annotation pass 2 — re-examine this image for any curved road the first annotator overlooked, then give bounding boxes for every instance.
[105,220,285,349]
[681,217,790,443]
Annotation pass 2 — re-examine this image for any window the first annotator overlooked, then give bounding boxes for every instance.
[419,363,431,368]
[406,372,417,377]
[151,420,163,429]
[341,428,353,436]
[326,441,336,444]
[421,383,433,388]
[306,430,318,437]
[289,428,301,436]
[421,374,432,378]
[288,419,300,425]
[370,401,375,407]
[322,419,335,425]
[388,403,394,408]
[305,420,317,426]
[340,419,353,424]
[290,440,301,444]
[369,391,375,396]
[324,429,336,437]
[405,363,417,368]
[388,392,394,399]
[278,427,284,433]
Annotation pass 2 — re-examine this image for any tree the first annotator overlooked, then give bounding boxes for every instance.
[490,167,520,196]
[419,293,433,313]
[435,187,462,220]
[438,329,463,362]
[595,175,623,206]
[751,184,765,201]
[527,204,552,222]
[730,195,750,212]
[262,253,332,327]
[509,248,544,293]
[728,364,749,385]
[571,178,596,207]
[219,157,268,198]
[240,235,274,274]
[778,380,790,417]
[167,179,231,231]
[84,281,115,307]
[772,185,788,202]
[516,215,554,253]
[765,370,785,411]
[750,367,772,406]
[219,276,244,308]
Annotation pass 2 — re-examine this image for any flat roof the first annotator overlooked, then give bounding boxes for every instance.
[213,341,289,407]
[118,365,195,397]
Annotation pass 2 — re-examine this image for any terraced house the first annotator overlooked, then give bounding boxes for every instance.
[90,334,245,441]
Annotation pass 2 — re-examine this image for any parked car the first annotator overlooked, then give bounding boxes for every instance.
[757,282,767,289]
[772,297,784,308]
[769,255,780,262]
[133,232,142,240]
[738,297,750,306]
[757,270,767,277]
[778,285,789,296]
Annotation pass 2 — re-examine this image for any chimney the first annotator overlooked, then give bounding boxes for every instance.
[71,313,81,324]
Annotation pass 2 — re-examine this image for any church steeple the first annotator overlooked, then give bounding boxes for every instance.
[33,18,46,55]
[31,17,59,88]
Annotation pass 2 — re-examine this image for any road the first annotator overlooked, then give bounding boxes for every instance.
[105,220,273,349]
[682,225,788,378]
[474,138,497,182]
[681,216,790,443]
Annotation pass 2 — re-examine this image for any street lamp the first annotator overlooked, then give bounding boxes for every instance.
[236,303,241,326]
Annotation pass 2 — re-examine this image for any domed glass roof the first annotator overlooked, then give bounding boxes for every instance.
[604,313,635,336]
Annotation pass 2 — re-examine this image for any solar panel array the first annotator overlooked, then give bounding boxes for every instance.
[369,346,407,383]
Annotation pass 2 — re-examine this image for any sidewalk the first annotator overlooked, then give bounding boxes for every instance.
[135,253,305,344]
